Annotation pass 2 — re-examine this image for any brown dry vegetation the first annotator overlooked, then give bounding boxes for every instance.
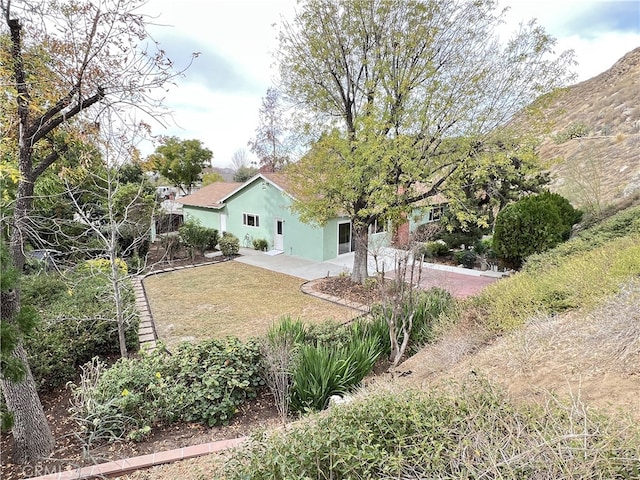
[143,262,359,347]
[521,47,640,209]
[396,279,640,423]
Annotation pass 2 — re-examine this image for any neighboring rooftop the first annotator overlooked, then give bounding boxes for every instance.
[179,182,243,208]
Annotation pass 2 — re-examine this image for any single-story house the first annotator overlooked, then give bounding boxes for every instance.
[179,173,444,262]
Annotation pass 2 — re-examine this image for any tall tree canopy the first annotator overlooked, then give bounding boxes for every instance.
[281,0,575,282]
[147,136,212,194]
[1,0,183,463]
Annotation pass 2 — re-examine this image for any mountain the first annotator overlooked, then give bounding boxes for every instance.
[522,47,640,211]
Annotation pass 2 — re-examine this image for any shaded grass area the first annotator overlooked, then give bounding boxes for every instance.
[143,262,359,346]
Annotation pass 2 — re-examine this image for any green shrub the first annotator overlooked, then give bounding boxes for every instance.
[553,121,591,143]
[290,337,380,412]
[410,288,455,350]
[70,338,264,441]
[20,272,139,391]
[525,204,640,272]
[453,249,477,268]
[305,320,352,348]
[179,218,218,259]
[252,238,269,251]
[370,287,454,357]
[264,316,385,415]
[219,232,240,256]
[350,314,391,357]
[419,240,450,259]
[266,316,307,345]
[76,257,128,275]
[493,191,582,268]
[225,378,640,479]
[435,224,485,249]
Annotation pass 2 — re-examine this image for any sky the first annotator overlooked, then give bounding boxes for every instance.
[139,0,640,168]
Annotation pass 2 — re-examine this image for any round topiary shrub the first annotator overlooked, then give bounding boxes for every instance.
[219,232,240,256]
[493,191,582,268]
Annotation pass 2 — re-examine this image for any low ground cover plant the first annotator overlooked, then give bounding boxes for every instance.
[224,377,640,479]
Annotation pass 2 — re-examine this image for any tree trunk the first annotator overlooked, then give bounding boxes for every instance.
[350,221,369,284]
[1,344,55,464]
[4,155,56,463]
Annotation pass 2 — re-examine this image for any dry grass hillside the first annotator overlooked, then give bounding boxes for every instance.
[521,46,640,209]
[395,278,640,423]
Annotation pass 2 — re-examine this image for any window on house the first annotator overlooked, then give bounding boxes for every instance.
[243,213,260,227]
[369,218,386,234]
[427,206,445,222]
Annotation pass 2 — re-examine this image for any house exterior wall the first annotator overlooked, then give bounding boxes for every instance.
[222,180,331,261]
[181,177,403,262]
[409,205,444,232]
[183,206,222,231]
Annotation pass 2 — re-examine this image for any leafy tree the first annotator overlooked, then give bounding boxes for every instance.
[202,170,224,186]
[233,165,259,182]
[0,242,39,431]
[493,191,582,268]
[1,0,182,463]
[147,136,212,194]
[65,120,156,358]
[248,87,293,171]
[439,136,550,243]
[280,0,575,283]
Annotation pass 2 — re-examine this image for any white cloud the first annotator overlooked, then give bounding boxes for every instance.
[140,0,640,167]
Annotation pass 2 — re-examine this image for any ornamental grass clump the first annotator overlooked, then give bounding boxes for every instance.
[260,315,386,416]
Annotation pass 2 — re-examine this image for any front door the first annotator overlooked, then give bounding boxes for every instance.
[274,218,284,251]
[220,213,227,233]
[338,221,353,255]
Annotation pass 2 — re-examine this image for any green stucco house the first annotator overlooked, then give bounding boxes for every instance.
[180,173,361,261]
[179,173,443,262]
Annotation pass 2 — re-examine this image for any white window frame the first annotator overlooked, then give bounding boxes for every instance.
[242,213,260,228]
[369,218,387,235]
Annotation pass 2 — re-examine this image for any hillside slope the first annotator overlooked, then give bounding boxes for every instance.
[395,204,640,422]
[396,278,640,421]
[524,47,640,208]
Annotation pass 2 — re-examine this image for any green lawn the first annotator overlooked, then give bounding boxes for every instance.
[143,262,359,346]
